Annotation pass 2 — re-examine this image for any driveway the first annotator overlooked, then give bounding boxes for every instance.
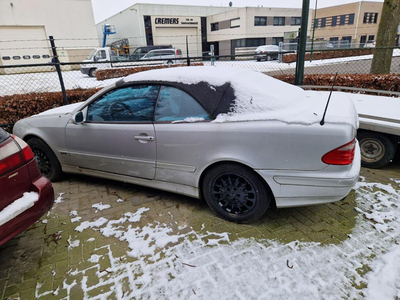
[1,161,399,299]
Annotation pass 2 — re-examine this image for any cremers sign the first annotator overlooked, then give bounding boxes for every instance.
[154,18,199,25]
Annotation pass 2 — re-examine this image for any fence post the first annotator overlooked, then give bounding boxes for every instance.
[186,35,190,66]
[294,0,310,86]
[49,36,68,105]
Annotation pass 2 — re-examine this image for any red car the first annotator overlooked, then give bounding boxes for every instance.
[0,128,54,246]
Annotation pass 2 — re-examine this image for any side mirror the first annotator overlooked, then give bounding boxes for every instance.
[72,111,84,125]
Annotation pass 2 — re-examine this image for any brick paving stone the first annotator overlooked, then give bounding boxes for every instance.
[0,165,399,299]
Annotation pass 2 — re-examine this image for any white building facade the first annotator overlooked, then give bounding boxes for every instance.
[96,4,312,58]
[0,0,98,66]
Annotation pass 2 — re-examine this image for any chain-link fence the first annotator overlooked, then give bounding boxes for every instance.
[1,35,400,128]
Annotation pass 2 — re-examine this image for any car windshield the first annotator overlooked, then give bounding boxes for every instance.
[86,50,97,60]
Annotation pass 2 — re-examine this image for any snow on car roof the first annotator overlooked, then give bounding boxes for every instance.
[123,66,357,127]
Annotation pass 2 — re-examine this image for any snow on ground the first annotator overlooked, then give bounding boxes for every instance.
[35,178,400,299]
[2,50,399,97]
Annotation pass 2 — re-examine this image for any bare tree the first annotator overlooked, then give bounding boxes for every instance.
[370,0,400,74]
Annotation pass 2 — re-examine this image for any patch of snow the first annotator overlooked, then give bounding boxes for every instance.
[363,244,400,300]
[67,236,80,249]
[74,217,108,232]
[92,202,111,212]
[88,254,103,263]
[0,192,38,226]
[69,211,78,216]
[116,198,124,203]
[55,193,64,204]
[71,217,82,223]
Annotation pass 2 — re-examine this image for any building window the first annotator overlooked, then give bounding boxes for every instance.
[2,56,11,60]
[342,36,352,48]
[368,35,375,41]
[13,56,21,60]
[331,16,337,27]
[231,18,240,28]
[363,12,379,24]
[23,55,31,59]
[143,15,153,46]
[321,18,326,28]
[211,22,219,31]
[32,55,40,59]
[348,13,355,25]
[339,15,346,25]
[273,17,285,26]
[272,37,284,45]
[314,18,319,28]
[42,54,50,59]
[233,38,265,48]
[254,16,267,26]
[291,17,301,25]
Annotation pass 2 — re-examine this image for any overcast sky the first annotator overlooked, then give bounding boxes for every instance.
[91,0,383,24]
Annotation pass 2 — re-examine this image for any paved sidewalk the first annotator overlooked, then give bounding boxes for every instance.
[0,165,399,299]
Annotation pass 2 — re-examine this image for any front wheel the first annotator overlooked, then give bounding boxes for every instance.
[202,163,271,223]
[358,131,396,168]
[27,138,62,181]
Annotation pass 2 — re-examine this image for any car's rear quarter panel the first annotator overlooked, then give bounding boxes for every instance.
[154,120,357,187]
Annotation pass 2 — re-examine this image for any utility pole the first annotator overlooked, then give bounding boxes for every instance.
[294,0,310,85]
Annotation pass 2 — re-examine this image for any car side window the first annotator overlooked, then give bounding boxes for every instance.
[154,86,211,122]
[87,85,160,122]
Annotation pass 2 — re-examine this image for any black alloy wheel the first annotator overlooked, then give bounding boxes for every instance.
[203,163,271,223]
[27,138,62,181]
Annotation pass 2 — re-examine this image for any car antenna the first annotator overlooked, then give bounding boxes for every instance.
[320,72,338,126]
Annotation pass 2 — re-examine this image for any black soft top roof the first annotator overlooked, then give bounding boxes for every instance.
[116,79,235,119]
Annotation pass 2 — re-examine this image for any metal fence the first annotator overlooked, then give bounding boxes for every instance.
[2,47,400,97]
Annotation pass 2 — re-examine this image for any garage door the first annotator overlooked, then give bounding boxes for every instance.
[0,26,51,66]
[154,27,200,57]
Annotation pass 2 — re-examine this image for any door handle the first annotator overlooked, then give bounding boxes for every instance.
[134,135,154,141]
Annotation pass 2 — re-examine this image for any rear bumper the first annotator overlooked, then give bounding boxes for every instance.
[256,143,361,208]
[0,176,54,246]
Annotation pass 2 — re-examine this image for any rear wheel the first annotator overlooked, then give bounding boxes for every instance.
[27,138,62,181]
[202,163,271,223]
[358,131,396,168]
[89,68,97,77]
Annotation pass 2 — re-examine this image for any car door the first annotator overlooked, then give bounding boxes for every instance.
[153,85,212,186]
[65,85,159,179]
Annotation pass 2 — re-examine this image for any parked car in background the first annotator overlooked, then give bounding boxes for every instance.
[0,128,54,246]
[13,66,360,223]
[255,45,284,61]
[364,40,376,48]
[140,48,182,64]
[130,45,172,60]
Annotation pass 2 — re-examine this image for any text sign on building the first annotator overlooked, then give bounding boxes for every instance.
[154,16,199,27]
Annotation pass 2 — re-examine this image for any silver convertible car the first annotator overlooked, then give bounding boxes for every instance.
[13,67,360,223]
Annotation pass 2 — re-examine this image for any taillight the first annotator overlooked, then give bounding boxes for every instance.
[0,136,33,175]
[322,138,356,165]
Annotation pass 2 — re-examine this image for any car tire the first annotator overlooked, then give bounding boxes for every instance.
[358,131,396,168]
[167,60,173,65]
[256,58,261,62]
[89,68,97,78]
[27,138,62,181]
[202,163,271,223]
